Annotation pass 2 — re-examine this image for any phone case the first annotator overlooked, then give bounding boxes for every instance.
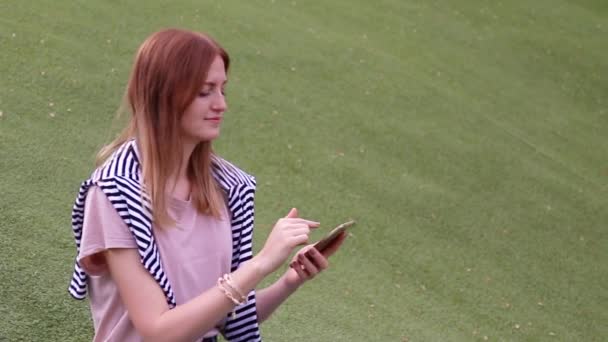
[313,220,356,252]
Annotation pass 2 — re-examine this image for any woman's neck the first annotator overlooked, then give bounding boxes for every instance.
[167,141,197,201]
[168,176,191,201]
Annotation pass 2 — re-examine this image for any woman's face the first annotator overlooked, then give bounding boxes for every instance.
[180,56,227,144]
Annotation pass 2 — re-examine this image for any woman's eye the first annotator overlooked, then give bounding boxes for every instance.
[198,88,226,97]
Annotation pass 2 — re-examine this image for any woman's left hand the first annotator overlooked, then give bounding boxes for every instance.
[283,231,347,289]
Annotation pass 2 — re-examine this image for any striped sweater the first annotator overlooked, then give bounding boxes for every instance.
[68,139,262,341]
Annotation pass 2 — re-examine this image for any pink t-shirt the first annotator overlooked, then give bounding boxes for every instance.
[78,186,232,341]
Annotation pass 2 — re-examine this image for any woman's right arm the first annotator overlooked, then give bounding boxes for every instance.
[105,212,317,342]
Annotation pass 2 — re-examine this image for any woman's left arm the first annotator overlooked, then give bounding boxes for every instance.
[255,232,347,322]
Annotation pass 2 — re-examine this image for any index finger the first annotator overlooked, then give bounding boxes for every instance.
[284,218,320,228]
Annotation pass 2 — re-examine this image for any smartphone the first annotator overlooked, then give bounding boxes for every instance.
[313,220,356,253]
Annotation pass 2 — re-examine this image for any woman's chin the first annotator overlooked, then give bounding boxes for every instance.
[199,130,221,143]
[182,128,221,144]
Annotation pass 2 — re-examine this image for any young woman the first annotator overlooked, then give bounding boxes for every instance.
[68,28,346,342]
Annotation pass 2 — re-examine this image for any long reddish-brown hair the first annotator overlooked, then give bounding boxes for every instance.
[97,28,229,227]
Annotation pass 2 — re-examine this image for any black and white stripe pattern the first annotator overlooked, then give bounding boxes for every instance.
[69,140,262,341]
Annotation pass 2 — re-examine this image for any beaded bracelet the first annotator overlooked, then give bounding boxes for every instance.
[217,274,246,318]
[221,274,247,302]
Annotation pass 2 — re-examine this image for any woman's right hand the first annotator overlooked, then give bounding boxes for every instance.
[255,208,319,276]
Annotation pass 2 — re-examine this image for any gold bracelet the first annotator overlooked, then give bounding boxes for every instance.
[217,274,246,318]
[222,274,247,302]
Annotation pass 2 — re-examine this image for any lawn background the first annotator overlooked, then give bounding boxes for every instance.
[1,0,606,341]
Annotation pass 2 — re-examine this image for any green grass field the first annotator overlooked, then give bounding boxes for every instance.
[1,0,607,341]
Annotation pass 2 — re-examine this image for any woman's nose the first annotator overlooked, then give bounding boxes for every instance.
[211,91,227,112]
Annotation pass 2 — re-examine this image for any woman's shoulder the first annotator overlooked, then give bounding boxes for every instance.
[210,154,256,188]
[90,139,141,182]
